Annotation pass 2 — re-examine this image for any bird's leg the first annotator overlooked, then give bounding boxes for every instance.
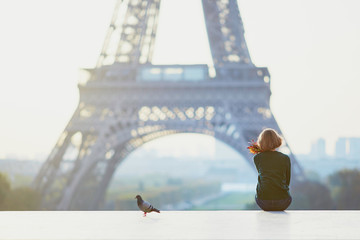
[143,212,147,217]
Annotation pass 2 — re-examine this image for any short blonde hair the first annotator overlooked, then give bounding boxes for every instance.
[257,128,283,151]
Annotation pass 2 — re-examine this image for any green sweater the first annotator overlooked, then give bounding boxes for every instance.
[254,151,291,200]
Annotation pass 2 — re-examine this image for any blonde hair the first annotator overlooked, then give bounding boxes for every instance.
[257,128,283,152]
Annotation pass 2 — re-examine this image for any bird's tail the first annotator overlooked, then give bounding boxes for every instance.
[152,208,160,213]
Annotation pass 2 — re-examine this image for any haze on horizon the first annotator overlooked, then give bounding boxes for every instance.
[0,0,359,160]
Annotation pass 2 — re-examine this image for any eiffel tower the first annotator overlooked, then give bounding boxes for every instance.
[34,0,304,210]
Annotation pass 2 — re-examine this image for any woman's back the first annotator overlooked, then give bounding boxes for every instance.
[254,151,291,200]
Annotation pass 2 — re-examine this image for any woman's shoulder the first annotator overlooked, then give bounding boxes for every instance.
[258,151,290,159]
[254,151,265,159]
[275,151,291,163]
[275,151,289,156]
[272,150,289,157]
[253,152,264,163]
[254,151,270,162]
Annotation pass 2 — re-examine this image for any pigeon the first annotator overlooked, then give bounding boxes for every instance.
[135,195,160,217]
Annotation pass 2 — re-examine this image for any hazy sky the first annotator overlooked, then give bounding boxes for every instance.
[0,0,359,160]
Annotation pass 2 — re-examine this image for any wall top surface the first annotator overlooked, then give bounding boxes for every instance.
[0,211,358,240]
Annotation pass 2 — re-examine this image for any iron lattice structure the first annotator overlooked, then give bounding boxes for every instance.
[34,0,304,210]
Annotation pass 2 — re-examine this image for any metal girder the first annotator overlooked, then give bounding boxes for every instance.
[96,0,161,67]
[202,0,252,69]
[97,0,252,72]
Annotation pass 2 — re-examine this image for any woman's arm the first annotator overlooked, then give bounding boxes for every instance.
[254,155,260,172]
[286,157,291,186]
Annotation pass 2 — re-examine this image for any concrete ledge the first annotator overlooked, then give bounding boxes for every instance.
[0,211,359,239]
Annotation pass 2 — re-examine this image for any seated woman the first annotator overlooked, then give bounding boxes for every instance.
[254,128,292,211]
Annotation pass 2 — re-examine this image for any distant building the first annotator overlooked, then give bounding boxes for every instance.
[349,138,360,160]
[310,138,327,159]
[334,137,360,160]
[335,138,348,159]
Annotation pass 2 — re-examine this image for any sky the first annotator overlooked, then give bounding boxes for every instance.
[0,0,359,160]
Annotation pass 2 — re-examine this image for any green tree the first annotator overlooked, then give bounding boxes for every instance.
[1,187,41,211]
[289,180,333,210]
[0,173,11,206]
[0,172,41,211]
[328,169,360,209]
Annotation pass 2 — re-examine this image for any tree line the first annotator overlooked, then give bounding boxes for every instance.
[1,168,360,210]
[0,173,40,210]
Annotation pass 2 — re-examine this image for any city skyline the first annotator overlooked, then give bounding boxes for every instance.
[0,0,360,160]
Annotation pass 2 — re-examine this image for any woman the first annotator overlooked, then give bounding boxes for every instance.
[254,128,292,211]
